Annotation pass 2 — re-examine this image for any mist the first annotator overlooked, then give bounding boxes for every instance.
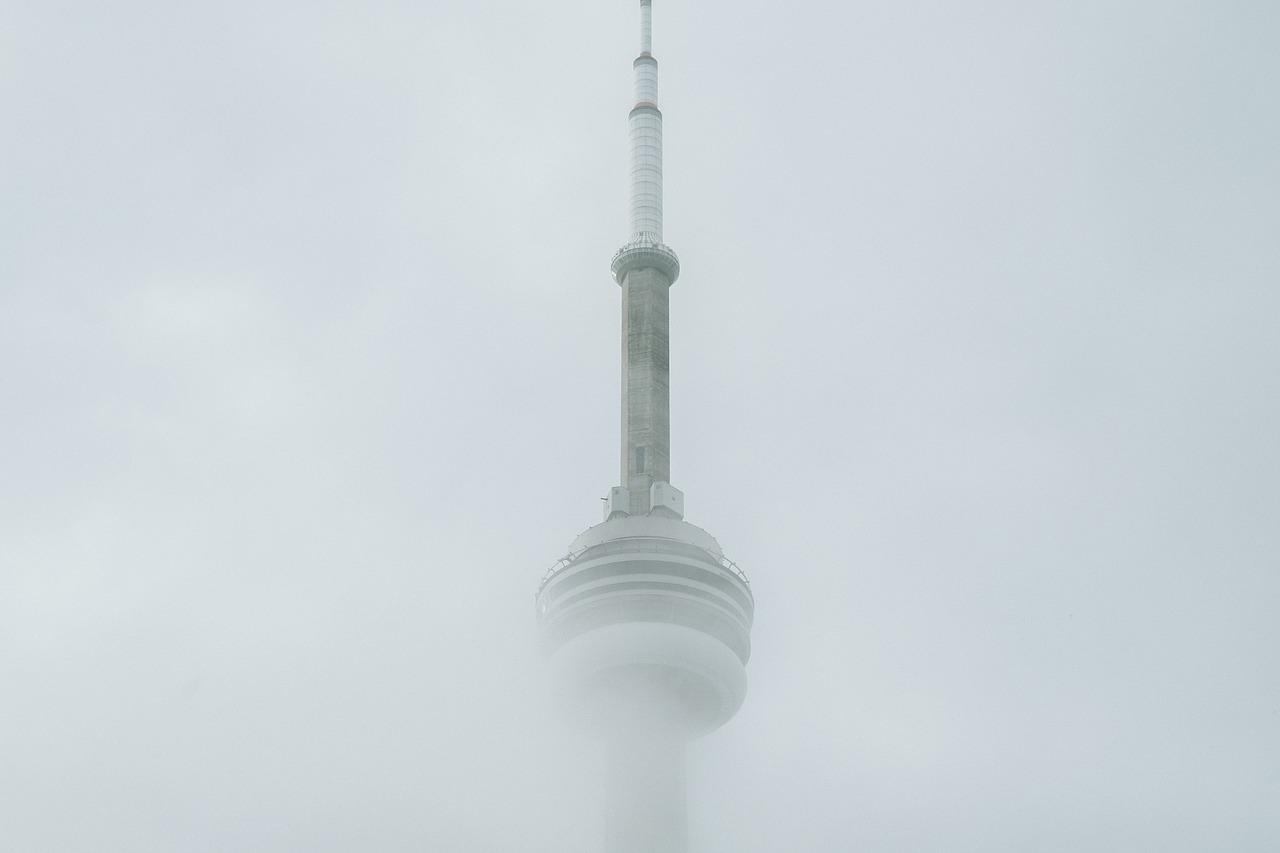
[3,1,1278,850]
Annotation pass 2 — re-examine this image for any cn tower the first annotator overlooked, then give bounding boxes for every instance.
[535,2,754,851]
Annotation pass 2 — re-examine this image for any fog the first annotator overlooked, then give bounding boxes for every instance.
[3,1,1278,850]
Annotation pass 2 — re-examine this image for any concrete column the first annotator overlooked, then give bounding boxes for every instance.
[621,266,672,513]
[604,733,687,853]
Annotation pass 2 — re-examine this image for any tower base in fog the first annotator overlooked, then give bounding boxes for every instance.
[605,734,687,853]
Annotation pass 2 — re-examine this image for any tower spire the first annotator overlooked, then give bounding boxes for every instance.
[610,0,681,517]
[640,0,652,54]
[628,0,662,243]
[614,0,677,265]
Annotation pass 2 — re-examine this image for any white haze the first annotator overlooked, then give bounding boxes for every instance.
[2,0,1278,850]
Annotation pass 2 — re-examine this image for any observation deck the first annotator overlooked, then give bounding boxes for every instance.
[536,515,753,738]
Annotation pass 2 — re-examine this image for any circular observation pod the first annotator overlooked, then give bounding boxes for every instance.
[536,515,753,739]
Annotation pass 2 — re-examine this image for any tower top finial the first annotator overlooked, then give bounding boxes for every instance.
[612,0,679,284]
[640,0,653,55]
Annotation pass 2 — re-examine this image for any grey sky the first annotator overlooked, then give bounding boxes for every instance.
[2,1,1278,850]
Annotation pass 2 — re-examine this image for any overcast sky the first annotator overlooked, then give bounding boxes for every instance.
[3,1,1278,850]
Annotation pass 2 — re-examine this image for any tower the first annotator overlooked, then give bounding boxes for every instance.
[535,3,754,851]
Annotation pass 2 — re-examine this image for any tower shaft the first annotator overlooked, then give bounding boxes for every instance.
[621,267,670,511]
[604,734,687,853]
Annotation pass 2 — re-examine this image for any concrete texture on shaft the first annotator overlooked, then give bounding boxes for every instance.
[620,265,672,514]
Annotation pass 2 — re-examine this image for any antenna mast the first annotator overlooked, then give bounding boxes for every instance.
[610,0,681,516]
